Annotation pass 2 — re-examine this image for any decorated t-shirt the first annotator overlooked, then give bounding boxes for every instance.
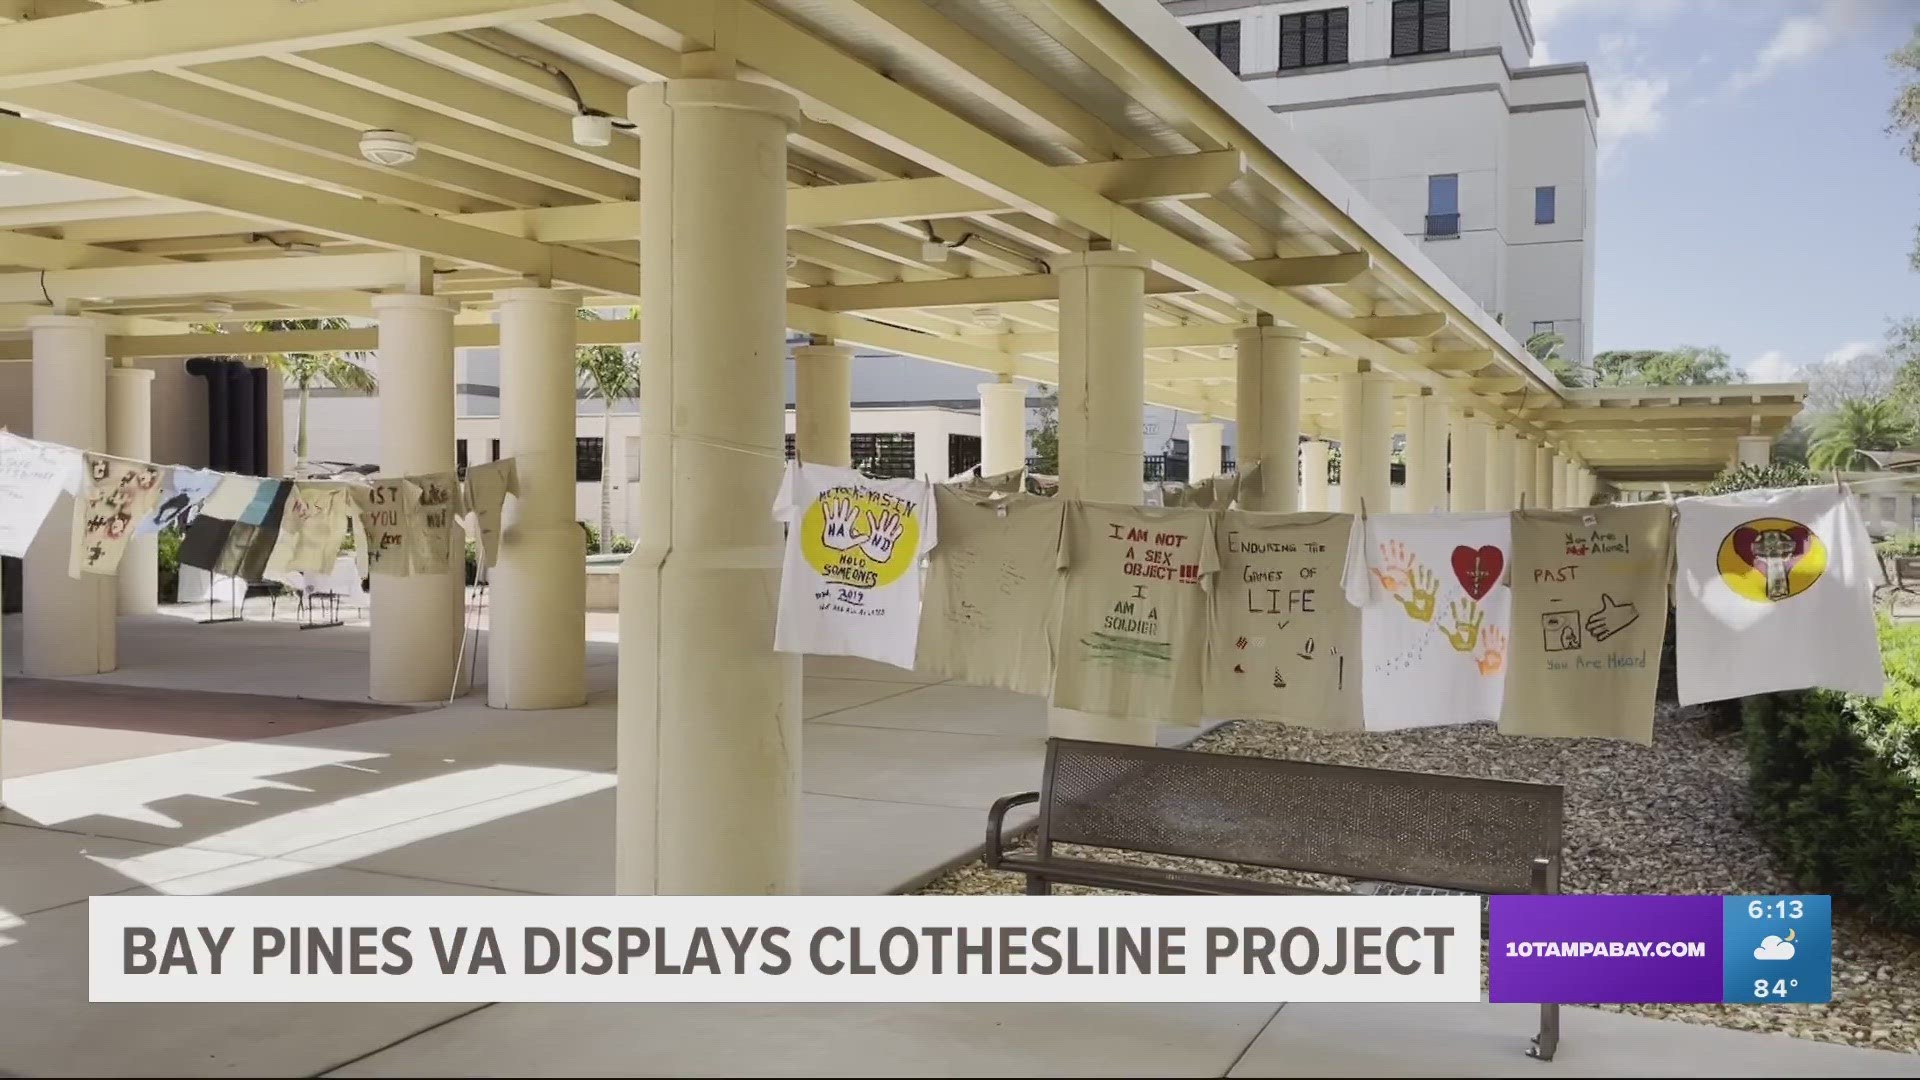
[177,474,259,572]
[463,458,519,570]
[1502,504,1674,743]
[69,452,164,577]
[350,478,414,576]
[137,465,222,537]
[0,432,82,559]
[1204,511,1364,731]
[265,483,353,575]
[1673,485,1883,704]
[914,487,1063,695]
[404,470,463,575]
[1343,512,1512,730]
[772,462,937,670]
[1051,502,1218,722]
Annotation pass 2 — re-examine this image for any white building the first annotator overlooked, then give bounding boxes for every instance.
[1169,0,1597,362]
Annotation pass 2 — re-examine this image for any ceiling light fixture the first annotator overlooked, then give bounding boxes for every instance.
[204,300,236,316]
[358,129,417,167]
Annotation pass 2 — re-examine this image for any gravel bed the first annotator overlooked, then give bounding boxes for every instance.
[916,704,1920,1054]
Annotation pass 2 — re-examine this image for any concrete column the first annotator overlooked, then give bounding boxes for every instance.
[107,365,158,617]
[489,287,587,711]
[25,315,113,676]
[1054,245,1151,746]
[1402,391,1427,514]
[1299,439,1330,511]
[1736,435,1771,468]
[793,337,853,469]
[1419,394,1449,513]
[1896,492,1914,534]
[1546,449,1566,508]
[1234,322,1303,511]
[1485,423,1516,511]
[1535,444,1556,510]
[1338,370,1393,515]
[369,292,463,704]
[1448,407,1486,512]
[1186,421,1224,483]
[1513,435,1537,510]
[977,380,1027,475]
[1576,467,1595,507]
[619,68,802,895]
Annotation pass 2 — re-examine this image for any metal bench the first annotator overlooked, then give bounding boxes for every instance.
[985,737,1566,1061]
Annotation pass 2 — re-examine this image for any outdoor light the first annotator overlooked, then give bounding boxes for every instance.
[920,239,950,263]
[358,129,418,167]
[203,300,236,316]
[970,306,1004,330]
[571,113,614,147]
[283,241,322,256]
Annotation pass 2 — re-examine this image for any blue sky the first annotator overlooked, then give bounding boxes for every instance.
[1531,0,1917,380]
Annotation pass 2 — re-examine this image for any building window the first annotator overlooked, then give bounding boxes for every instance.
[455,438,468,478]
[1532,320,1556,339]
[948,434,982,479]
[851,433,916,479]
[1279,8,1349,70]
[1191,20,1240,73]
[1391,0,1449,58]
[1425,173,1459,237]
[489,438,500,462]
[1534,185,1556,225]
[575,437,603,483]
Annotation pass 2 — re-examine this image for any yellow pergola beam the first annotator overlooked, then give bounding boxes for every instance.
[598,0,1449,390]
[0,0,585,89]
[0,253,421,306]
[0,116,637,297]
[1347,313,1447,340]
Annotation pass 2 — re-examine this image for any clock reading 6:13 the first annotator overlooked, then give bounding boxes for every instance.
[1748,899,1805,919]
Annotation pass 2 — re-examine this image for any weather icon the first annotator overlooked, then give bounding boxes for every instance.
[1754,929,1797,961]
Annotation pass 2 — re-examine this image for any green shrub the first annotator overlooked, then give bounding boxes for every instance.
[578,521,632,555]
[1744,618,1920,932]
[1877,533,1920,559]
[156,526,182,604]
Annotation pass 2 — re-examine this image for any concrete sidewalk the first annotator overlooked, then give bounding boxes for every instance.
[2,612,1917,1077]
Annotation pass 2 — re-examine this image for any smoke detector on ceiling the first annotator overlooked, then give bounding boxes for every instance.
[358,129,418,167]
[970,306,1004,330]
[572,112,614,148]
[203,300,236,316]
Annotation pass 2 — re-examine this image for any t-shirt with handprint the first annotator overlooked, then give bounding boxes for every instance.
[1342,512,1512,731]
[772,461,938,670]
[1502,504,1674,743]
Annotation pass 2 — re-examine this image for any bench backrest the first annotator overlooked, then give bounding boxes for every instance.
[1038,738,1563,895]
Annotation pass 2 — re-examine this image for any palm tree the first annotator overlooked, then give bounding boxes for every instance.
[1808,399,1918,471]
[192,317,376,469]
[575,308,641,552]
[1525,329,1583,388]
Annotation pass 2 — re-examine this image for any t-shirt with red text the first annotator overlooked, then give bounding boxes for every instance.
[1050,502,1218,722]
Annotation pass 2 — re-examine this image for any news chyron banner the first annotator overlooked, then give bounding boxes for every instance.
[90,895,1480,1003]
[1489,895,1832,1004]
[90,894,1833,1004]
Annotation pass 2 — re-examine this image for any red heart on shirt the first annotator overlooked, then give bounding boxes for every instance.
[1450,545,1504,600]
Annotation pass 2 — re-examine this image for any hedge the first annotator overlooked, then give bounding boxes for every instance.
[1742,618,1920,932]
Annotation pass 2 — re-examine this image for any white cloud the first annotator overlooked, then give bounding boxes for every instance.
[1743,350,1801,384]
[1754,935,1797,961]
[1596,75,1670,164]
[1725,11,1840,95]
[1530,0,1687,37]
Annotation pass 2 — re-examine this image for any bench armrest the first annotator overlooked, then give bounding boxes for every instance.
[984,791,1040,869]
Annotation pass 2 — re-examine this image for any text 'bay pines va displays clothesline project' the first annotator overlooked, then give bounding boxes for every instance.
[772,462,1888,744]
[0,430,522,586]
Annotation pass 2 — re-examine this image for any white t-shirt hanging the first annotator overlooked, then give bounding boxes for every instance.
[0,432,82,558]
[772,462,937,670]
[1343,512,1512,730]
[1673,485,1884,704]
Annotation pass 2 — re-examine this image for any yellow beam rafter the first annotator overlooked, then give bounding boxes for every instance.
[0,0,585,89]
[597,0,1447,391]
[0,253,421,306]
[0,117,637,298]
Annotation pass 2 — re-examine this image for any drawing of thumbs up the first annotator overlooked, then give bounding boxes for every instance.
[1584,593,1640,642]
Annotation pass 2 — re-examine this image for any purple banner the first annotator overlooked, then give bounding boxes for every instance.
[1489,895,1723,1003]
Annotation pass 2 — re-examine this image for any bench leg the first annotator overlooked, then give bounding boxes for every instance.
[1528,1003,1559,1062]
[1025,875,1051,896]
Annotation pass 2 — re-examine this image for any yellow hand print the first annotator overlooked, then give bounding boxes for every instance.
[1476,624,1507,676]
[1400,563,1439,624]
[1439,597,1484,653]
